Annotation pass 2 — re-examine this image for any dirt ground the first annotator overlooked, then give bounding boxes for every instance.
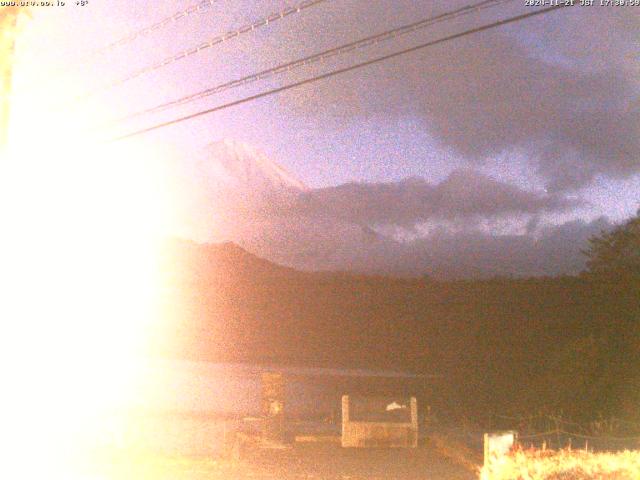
[229,442,478,480]
[97,442,477,480]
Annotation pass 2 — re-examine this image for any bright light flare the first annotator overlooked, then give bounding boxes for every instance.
[1,106,178,478]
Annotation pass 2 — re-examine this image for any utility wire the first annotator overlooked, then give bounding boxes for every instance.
[518,429,640,442]
[105,0,516,127]
[496,414,640,431]
[109,4,574,143]
[74,0,328,103]
[15,0,220,97]
[91,0,219,56]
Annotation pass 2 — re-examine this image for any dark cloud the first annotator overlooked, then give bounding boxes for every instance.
[174,140,617,278]
[276,3,640,191]
[401,217,613,278]
[286,169,576,227]
[231,214,614,279]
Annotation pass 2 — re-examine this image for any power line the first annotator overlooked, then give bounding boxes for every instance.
[105,0,516,127]
[518,429,640,443]
[109,4,574,143]
[73,0,328,104]
[90,0,219,57]
[16,1,220,97]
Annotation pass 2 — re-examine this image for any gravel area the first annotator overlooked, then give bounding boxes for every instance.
[221,442,477,480]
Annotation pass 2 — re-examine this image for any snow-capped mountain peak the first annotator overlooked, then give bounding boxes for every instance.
[200,139,307,194]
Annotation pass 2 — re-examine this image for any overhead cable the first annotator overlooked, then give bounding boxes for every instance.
[109,4,573,142]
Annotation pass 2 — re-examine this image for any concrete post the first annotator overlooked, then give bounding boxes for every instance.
[261,372,285,445]
[410,396,418,447]
[483,431,517,466]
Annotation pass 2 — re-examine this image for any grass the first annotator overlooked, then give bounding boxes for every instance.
[480,447,640,480]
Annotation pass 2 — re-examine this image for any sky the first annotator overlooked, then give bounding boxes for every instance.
[7,0,640,276]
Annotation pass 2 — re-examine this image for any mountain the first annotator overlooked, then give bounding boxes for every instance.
[160,237,299,281]
[171,139,610,278]
[197,139,307,195]
[173,139,308,242]
[175,139,400,272]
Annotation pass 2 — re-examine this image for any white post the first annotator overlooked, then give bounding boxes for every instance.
[410,397,418,448]
[341,395,349,447]
[484,431,517,466]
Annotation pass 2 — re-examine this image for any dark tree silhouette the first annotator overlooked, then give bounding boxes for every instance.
[583,208,640,279]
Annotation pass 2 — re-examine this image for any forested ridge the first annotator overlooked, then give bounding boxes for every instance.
[154,235,639,424]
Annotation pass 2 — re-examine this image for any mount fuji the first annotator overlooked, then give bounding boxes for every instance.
[171,139,396,273]
[167,139,604,278]
[195,139,306,197]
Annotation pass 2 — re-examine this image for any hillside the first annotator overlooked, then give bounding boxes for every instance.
[154,239,640,424]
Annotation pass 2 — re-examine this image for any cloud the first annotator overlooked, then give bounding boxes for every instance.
[171,140,614,278]
[285,169,576,228]
[229,213,614,279]
[402,217,613,278]
[276,3,640,191]
[407,27,639,191]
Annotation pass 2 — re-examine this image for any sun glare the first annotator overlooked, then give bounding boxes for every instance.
[1,62,176,478]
